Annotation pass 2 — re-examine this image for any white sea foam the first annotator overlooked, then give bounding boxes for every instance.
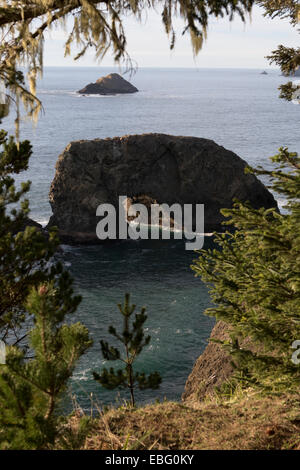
[129,221,213,237]
[60,244,81,253]
[72,368,91,382]
[77,93,126,98]
[38,89,71,95]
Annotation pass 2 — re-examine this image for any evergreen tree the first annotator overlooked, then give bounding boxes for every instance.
[0,129,93,447]
[0,129,93,449]
[192,148,300,394]
[0,282,92,449]
[93,293,161,407]
[0,129,62,342]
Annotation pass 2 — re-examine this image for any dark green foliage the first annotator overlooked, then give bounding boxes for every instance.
[0,130,92,448]
[0,130,65,341]
[0,283,92,449]
[278,81,299,101]
[93,294,161,406]
[267,45,300,101]
[192,148,300,394]
[267,45,300,77]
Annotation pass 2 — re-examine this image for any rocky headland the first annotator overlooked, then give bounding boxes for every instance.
[181,320,266,403]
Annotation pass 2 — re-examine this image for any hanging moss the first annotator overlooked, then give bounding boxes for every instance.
[0,0,254,130]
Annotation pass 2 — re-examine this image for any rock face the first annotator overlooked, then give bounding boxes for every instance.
[182,321,264,404]
[13,217,43,234]
[182,322,234,403]
[78,73,138,95]
[47,133,277,244]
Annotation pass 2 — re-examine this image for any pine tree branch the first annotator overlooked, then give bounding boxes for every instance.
[0,1,109,28]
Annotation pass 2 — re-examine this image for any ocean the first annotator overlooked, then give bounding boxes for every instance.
[2,67,299,410]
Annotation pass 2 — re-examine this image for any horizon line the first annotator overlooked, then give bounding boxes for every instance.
[42,65,279,70]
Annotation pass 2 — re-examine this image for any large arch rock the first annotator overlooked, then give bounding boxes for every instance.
[47,133,277,243]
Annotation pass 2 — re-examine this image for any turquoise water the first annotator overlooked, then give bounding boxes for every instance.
[61,238,214,410]
[2,67,299,409]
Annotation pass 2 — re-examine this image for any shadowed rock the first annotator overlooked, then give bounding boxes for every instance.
[47,133,277,244]
[78,73,138,95]
[13,217,43,234]
[182,320,267,404]
[182,321,234,403]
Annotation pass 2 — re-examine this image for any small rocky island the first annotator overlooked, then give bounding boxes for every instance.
[77,73,138,95]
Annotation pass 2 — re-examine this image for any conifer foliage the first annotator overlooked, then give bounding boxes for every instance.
[0,283,92,449]
[0,130,58,341]
[0,130,92,448]
[192,148,300,393]
[259,1,300,100]
[93,294,161,407]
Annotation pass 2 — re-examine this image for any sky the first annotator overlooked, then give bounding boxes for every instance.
[43,5,299,69]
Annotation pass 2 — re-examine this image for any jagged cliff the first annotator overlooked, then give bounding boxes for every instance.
[182,321,264,403]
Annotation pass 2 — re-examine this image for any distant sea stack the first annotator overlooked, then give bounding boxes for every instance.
[260,71,268,75]
[47,134,277,244]
[78,73,138,95]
